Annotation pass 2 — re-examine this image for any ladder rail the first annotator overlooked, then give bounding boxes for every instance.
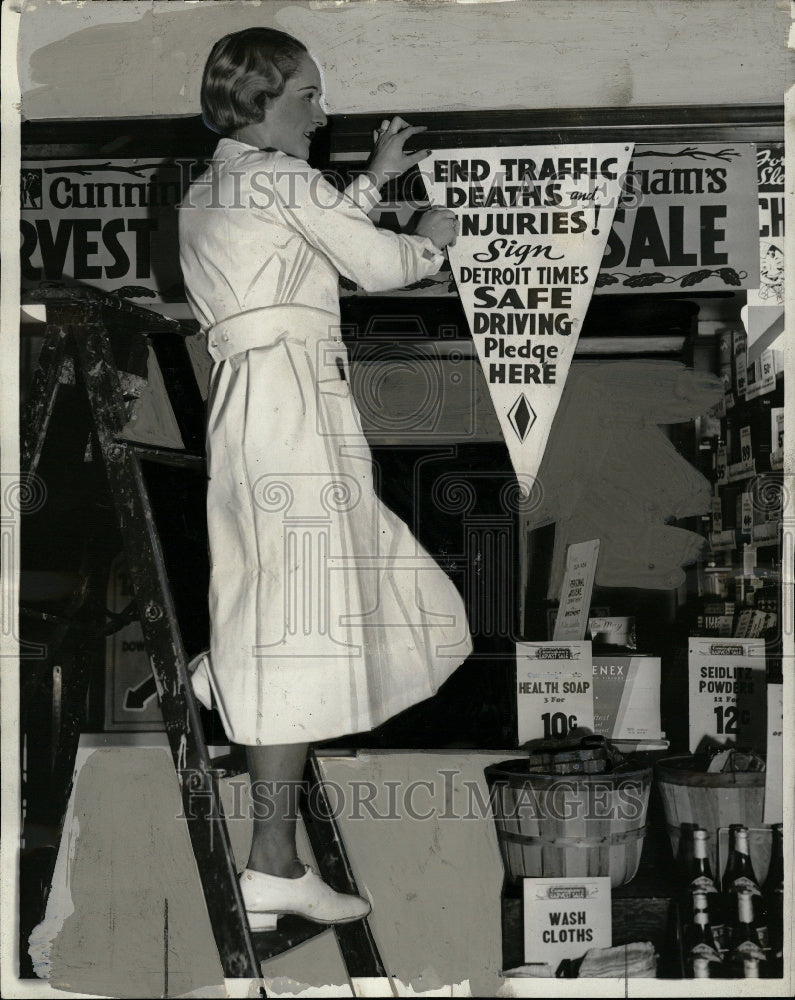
[303,751,388,980]
[65,302,264,984]
[21,318,72,477]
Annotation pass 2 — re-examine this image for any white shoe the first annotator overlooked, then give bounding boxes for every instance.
[240,865,371,931]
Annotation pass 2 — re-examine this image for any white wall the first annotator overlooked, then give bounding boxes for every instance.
[16,0,792,121]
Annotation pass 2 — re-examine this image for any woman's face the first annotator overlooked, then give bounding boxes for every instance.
[260,52,327,158]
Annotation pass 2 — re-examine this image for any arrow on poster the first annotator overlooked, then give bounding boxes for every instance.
[420,144,633,490]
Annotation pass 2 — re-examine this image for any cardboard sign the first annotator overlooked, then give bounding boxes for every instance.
[523,877,611,966]
[764,682,783,825]
[587,616,635,648]
[711,494,723,532]
[516,641,595,743]
[688,638,766,752]
[104,554,164,731]
[771,406,784,453]
[592,655,663,740]
[553,539,600,641]
[716,445,728,485]
[420,145,631,490]
[598,143,759,293]
[21,158,186,302]
[747,143,784,309]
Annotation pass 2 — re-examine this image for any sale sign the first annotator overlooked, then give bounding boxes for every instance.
[597,144,759,293]
[516,641,595,743]
[20,159,187,302]
[688,638,767,752]
[420,145,631,490]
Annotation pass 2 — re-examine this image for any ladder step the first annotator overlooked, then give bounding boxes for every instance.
[128,441,205,470]
[251,915,330,960]
[209,749,247,778]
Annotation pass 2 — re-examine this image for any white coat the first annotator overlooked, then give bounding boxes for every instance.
[178,139,473,745]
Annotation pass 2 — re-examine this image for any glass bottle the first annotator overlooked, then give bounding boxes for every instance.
[722,825,761,898]
[761,823,784,969]
[743,957,761,978]
[687,828,719,896]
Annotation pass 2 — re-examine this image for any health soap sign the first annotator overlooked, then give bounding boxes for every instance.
[421,145,632,491]
[516,640,595,743]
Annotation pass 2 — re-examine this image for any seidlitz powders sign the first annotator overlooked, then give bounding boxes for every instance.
[420,145,632,489]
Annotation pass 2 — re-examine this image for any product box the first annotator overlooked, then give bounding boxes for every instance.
[592,654,663,741]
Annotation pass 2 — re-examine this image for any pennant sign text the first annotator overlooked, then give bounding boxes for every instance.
[421,145,633,489]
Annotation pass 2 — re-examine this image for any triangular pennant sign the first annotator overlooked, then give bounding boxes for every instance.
[420,144,633,494]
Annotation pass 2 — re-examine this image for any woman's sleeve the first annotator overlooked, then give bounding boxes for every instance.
[264,155,445,293]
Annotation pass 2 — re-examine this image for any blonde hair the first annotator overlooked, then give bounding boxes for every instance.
[201,28,308,135]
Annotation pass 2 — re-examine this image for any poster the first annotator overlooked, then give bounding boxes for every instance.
[1,2,792,998]
[20,159,187,303]
[596,143,760,293]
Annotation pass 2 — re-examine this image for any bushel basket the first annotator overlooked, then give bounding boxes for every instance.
[485,758,652,888]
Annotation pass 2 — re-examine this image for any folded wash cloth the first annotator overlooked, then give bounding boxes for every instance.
[578,941,657,978]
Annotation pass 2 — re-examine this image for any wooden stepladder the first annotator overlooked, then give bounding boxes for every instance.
[21,286,388,991]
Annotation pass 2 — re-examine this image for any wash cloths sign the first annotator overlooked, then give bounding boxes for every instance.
[523,877,611,966]
[420,145,631,490]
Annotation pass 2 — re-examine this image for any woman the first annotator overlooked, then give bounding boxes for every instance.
[179,27,472,931]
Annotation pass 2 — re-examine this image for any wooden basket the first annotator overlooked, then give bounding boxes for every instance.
[484,759,652,888]
[655,754,766,874]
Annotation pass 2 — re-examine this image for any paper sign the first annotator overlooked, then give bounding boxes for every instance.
[733,330,748,397]
[771,407,784,451]
[598,143,759,293]
[688,638,767,752]
[740,491,754,536]
[420,145,631,490]
[592,655,663,740]
[516,641,595,743]
[104,554,164,732]
[739,425,753,465]
[523,877,611,966]
[553,539,600,641]
[760,347,776,393]
[747,143,784,309]
[763,683,783,824]
[587,616,635,648]
[711,494,723,532]
[21,159,185,303]
[716,445,728,485]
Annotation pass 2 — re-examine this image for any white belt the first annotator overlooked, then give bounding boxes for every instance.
[205,305,342,364]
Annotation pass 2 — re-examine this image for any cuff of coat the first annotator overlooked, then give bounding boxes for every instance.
[344,173,383,214]
[415,235,445,270]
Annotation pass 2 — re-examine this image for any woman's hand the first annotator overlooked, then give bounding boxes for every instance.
[365,116,429,188]
[413,207,459,250]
